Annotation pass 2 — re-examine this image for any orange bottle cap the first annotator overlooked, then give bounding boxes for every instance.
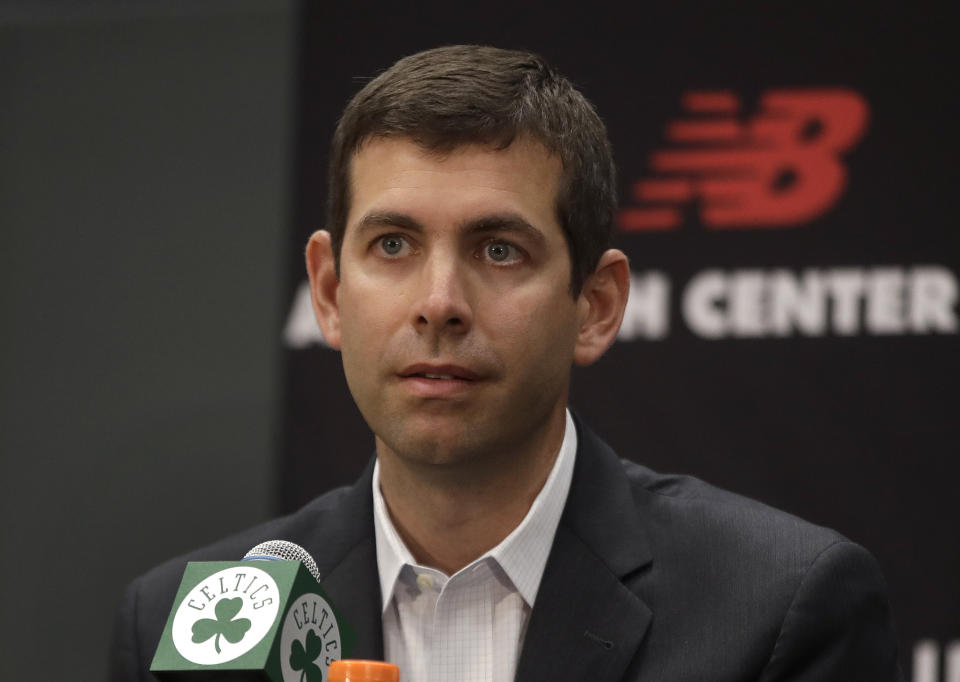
[328,659,400,682]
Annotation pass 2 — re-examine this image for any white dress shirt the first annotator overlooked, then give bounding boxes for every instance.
[372,409,578,682]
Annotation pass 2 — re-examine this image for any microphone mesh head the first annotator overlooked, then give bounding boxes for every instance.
[243,540,320,581]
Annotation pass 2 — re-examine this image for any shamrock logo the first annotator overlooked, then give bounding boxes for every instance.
[289,629,324,682]
[191,597,252,654]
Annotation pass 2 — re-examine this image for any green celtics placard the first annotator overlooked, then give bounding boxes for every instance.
[151,560,353,681]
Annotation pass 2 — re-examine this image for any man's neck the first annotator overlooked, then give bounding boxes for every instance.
[375,407,567,576]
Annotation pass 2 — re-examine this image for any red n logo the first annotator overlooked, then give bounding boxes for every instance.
[619,89,870,230]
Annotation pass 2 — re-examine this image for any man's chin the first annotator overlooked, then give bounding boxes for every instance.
[383,434,478,467]
[375,418,496,467]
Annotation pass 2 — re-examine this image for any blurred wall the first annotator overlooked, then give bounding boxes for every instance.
[0,1,296,678]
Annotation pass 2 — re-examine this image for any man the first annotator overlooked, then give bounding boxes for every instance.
[111,46,902,681]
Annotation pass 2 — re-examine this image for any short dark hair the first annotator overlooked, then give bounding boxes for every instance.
[326,45,617,295]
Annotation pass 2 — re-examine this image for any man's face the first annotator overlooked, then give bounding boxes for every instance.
[332,136,583,466]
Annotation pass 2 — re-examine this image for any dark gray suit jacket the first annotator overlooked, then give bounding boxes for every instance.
[110,417,903,681]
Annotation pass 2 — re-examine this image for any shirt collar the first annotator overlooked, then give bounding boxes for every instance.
[372,408,578,611]
[372,461,418,610]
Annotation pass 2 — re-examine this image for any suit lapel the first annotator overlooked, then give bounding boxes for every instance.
[303,459,385,661]
[515,417,654,681]
[320,534,384,660]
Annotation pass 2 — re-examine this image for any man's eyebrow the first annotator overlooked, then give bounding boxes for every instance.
[459,214,547,244]
[354,211,424,234]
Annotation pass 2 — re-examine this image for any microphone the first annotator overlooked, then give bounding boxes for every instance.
[243,540,321,579]
[150,540,355,681]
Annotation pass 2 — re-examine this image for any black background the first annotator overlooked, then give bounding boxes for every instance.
[283,2,958,674]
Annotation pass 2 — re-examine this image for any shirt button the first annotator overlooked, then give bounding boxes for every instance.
[416,573,434,590]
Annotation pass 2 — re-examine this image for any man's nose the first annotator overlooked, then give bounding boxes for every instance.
[412,253,473,335]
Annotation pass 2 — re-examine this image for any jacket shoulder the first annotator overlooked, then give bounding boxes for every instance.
[620,457,846,558]
[615,459,900,678]
[109,483,361,682]
[139,483,356,583]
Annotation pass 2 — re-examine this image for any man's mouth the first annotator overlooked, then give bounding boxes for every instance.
[399,364,481,382]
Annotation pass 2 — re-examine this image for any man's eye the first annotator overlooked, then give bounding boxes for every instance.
[378,235,407,256]
[483,241,521,264]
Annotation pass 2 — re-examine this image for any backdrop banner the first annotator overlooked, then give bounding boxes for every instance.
[281,5,957,680]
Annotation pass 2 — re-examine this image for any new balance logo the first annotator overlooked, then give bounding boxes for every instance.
[618,89,869,230]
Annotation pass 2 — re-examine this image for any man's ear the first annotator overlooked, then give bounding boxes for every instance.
[305,230,342,350]
[573,249,630,366]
